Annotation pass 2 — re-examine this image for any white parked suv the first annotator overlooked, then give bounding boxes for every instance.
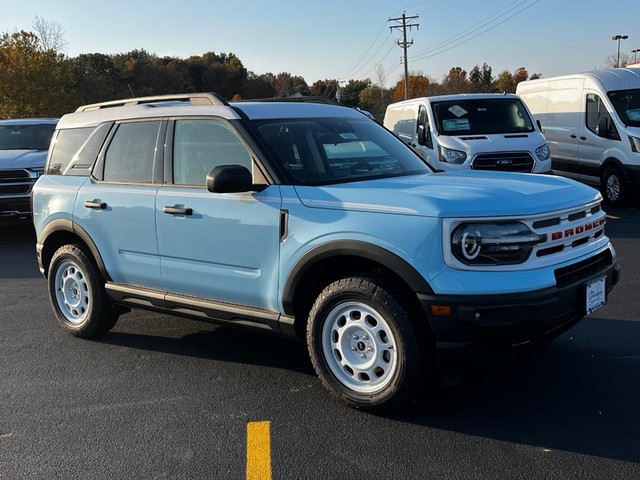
[0,118,58,221]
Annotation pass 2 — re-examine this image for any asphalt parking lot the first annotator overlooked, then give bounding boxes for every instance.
[1,203,639,480]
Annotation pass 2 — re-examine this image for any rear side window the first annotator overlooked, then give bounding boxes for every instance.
[47,124,111,176]
[103,121,161,183]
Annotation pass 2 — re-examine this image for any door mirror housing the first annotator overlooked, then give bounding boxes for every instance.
[596,117,609,138]
[206,164,253,193]
[417,125,433,149]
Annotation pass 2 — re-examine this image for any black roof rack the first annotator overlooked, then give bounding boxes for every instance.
[75,92,229,112]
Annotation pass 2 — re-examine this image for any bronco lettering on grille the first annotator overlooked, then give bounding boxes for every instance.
[550,218,606,241]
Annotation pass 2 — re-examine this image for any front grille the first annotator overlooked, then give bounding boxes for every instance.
[472,152,534,173]
[554,249,613,288]
[0,169,35,197]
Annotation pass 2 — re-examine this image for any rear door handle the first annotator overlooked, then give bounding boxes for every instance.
[580,136,587,140]
[84,200,107,209]
[164,206,193,216]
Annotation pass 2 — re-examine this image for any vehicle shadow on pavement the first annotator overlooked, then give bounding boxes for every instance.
[390,316,640,464]
[0,223,41,279]
[98,314,315,376]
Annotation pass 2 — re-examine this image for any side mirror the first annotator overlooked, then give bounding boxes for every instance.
[417,125,433,148]
[206,164,253,193]
[596,117,609,138]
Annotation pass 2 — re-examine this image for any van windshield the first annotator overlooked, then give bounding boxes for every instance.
[608,89,640,127]
[431,98,535,136]
[248,117,431,186]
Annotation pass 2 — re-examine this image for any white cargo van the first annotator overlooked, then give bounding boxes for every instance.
[383,93,551,174]
[517,68,640,205]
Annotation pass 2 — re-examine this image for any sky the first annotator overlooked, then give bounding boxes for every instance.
[1,0,639,88]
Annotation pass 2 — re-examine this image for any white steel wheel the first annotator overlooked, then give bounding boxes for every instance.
[322,301,398,394]
[54,259,90,324]
[48,244,119,338]
[307,276,426,412]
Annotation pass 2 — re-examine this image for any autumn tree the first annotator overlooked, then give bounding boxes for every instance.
[469,63,493,92]
[441,67,470,94]
[310,79,338,98]
[70,53,129,105]
[339,79,370,107]
[392,75,430,102]
[493,70,514,93]
[0,31,74,118]
[275,72,292,97]
[32,16,66,52]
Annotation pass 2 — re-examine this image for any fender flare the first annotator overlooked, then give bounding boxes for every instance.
[39,219,111,281]
[282,240,434,314]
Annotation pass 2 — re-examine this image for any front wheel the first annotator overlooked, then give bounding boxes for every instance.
[306,276,427,412]
[48,244,119,338]
[602,167,627,206]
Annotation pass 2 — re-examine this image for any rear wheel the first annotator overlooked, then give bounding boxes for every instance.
[48,244,119,338]
[307,276,427,412]
[602,166,627,206]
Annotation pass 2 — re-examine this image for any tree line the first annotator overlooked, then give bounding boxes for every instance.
[0,29,540,120]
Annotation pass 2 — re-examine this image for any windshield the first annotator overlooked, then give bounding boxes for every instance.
[432,97,535,136]
[248,117,431,186]
[0,123,56,151]
[607,89,640,127]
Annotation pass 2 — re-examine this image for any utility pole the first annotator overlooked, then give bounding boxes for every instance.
[389,13,419,100]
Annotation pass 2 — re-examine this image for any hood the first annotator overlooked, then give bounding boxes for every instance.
[294,171,601,218]
[0,149,48,169]
[436,132,544,154]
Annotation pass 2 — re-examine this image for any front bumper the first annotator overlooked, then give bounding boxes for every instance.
[419,252,620,351]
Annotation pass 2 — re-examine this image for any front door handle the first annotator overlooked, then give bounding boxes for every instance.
[580,135,587,140]
[163,206,193,216]
[570,134,577,139]
[84,200,107,209]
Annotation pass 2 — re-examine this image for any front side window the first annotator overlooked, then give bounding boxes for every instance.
[250,117,431,186]
[173,119,252,186]
[432,98,534,135]
[586,94,612,134]
[103,121,160,183]
[608,88,640,127]
[0,123,56,151]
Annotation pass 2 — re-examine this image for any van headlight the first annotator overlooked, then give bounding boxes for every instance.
[629,135,640,153]
[438,146,467,164]
[535,143,550,161]
[451,222,545,266]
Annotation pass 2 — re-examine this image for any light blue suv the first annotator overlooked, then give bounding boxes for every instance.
[32,93,620,411]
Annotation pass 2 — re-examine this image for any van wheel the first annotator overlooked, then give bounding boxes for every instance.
[602,167,627,206]
[48,244,119,338]
[306,276,426,412]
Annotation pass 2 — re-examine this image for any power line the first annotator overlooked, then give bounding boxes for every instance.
[339,22,389,80]
[411,0,539,62]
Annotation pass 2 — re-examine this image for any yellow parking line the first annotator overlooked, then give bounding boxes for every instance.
[606,214,620,220]
[246,421,272,480]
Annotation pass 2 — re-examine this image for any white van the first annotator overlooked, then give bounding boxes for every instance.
[517,68,640,205]
[383,93,551,174]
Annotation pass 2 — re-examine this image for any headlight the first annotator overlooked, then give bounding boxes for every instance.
[27,167,45,178]
[438,146,467,164]
[629,135,640,153]
[451,222,545,266]
[535,143,550,161]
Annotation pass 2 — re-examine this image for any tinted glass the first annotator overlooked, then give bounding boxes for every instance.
[103,121,160,183]
[48,124,111,176]
[431,98,534,135]
[585,94,612,134]
[173,119,252,186]
[608,89,640,127]
[0,123,56,151]
[250,117,430,186]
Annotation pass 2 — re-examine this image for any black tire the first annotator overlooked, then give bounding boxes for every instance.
[306,276,427,412]
[602,166,627,206]
[48,244,119,338]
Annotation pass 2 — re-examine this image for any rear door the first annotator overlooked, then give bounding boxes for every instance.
[75,120,163,288]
